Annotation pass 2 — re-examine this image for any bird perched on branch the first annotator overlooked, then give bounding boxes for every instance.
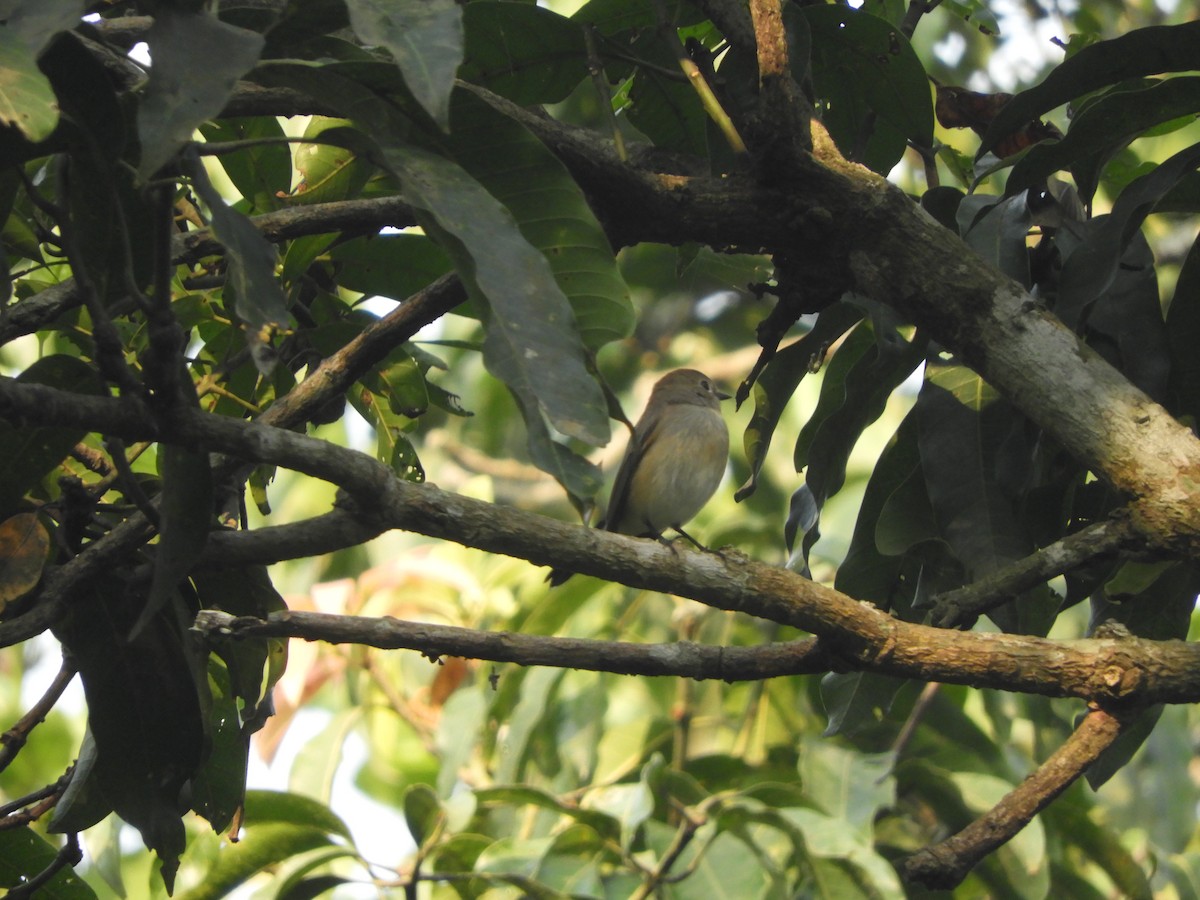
[548,368,730,586]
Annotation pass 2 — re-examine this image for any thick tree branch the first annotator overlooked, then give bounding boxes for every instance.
[898,706,1131,889]
[193,609,831,681]
[4,378,1200,705]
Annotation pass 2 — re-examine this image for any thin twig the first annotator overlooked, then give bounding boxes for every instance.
[0,659,77,774]
[929,515,1142,628]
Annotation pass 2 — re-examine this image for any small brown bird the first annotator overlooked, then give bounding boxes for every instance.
[548,368,730,585]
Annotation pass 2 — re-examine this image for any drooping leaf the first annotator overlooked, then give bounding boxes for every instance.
[979,20,1200,158]
[803,5,933,173]
[51,575,207,893]
[956,192,1032,285]
[1006,77,1200,204]
[1053,141,1200,331]
[448,89,634,352]
[1167,233,1200,426]
[131,443,213,638]
[255,66,610,467]
[345,0,463,130]
[737,301,865,502]
[137,7,265,177]
[0,29,58,143]
[190,157,295,372]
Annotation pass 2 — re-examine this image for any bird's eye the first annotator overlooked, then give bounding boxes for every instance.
[700,379,710,390]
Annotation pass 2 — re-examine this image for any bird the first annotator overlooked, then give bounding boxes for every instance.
[548,368,730,586]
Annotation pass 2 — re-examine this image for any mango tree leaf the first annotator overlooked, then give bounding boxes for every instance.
[736,301,864,502]
[138,7,265,177]
[51,576,207,894]
[1007,77,1200,204]
[190,158,294,372]
[799,743,895,840]
[345,0,463,130]
[0,354,106,517]
[459,1,587,105]
[1167,234,1200,425]
[131,443,213,638]
[979,20,1200,158]
[1054,140,1200,330]
[0,0,87,142]
[803,5,933,173]
[957,192,1032,285]
[448,89,633,352]
[0,827,96,898]
[253,65,609,493]
[189,659,249,835]
[199,117,292,213]
[329,233,452,301]
[0,28,58,142]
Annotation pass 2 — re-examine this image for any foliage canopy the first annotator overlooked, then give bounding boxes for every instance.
[2,0,1200,897]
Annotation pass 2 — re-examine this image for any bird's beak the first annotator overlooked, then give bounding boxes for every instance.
[716,387,732,401]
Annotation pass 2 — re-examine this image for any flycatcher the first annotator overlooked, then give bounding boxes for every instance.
[548,368,730,585]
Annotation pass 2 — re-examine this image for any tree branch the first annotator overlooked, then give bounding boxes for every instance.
[193,609,831,681]
[929,515,1144,628]
[898,706,1132,889]
[4,378,1200,704]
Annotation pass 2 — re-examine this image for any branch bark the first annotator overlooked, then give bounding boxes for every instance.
[193,609,831,681]
[898,706,1131,889]
[3,377,1200,705]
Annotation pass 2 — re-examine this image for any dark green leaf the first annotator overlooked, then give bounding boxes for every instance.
[0,30,57,143]
[138,7,265,177]
[132,444,212,637]
[0,355,106,517]
[1007,77,1200,204]
[448,89,634,352]
[0,827,96,898]
[460,1,587,105]
[345,0,463,130]
[329,233,452,302]
[956,193,1031,285]
[736,301,864,502]
[404,784,443,847]
[803,5,933,173]
[1167,233,1200,426]
[979,21,1200,158]
[191,157,295,370]
[190,659,249,834]
[200,118,292,213]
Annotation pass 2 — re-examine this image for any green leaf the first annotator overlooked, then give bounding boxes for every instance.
[460,1,588,105]
[190,659,249,835]
[329,233,452,301]
[0,355,106,517]
[173,823,352,900]
[820,671,908,737]
[0,27,59,142]
[737,302,864,502]
[132,443,213,637]
[799,743,895,841]
[257,65,610,455]
[979,21,1200,158]
[191,157,295,371]
[803,5,933,173]
[200,117,292,213]
[404,784,444,847]
[345,0,463,130]
[1007,77,1200,204]
[0,827,96,899]
[137,7,265,177]
[1167,233,1200,425]
[448,90,634,352]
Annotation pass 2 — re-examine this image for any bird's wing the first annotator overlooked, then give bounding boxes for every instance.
[603,422,653,533]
